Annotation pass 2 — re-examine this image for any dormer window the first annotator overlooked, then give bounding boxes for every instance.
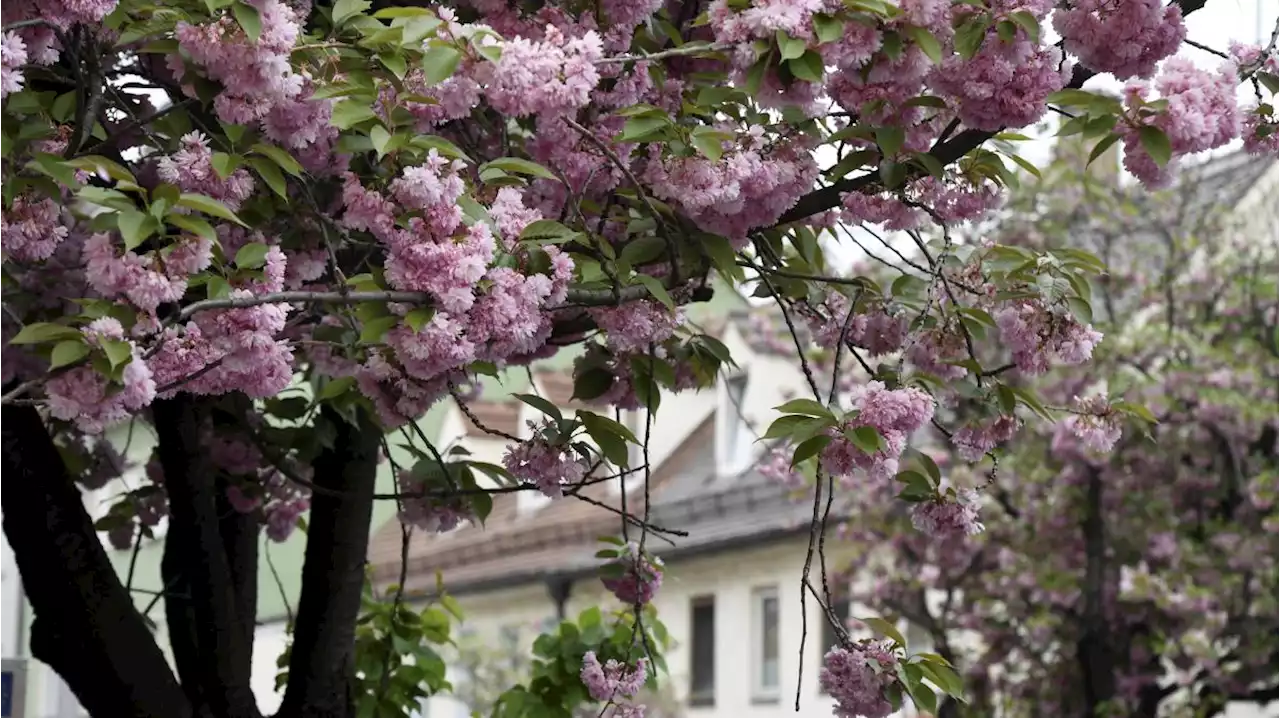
[716,373,754,478]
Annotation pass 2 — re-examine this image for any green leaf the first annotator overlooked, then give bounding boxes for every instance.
[908,681,938,714]
[331,101,377,130]
[954,16,988,59]
[65,155,136,183]
[176,193,248,227]
[1138,125,1172,167]
[421,43,463,85]
[1004,152,1042,178]
[1115,401,1158,424]
[359,315,399,344]
[249,156,288,199]
[379,52,408,80]
[332,0,371,25]
[879,159,908,189]
[774,398,833,418]
[207,276,232,299]
[876,126,905,158]
[480,157,557,180]
[858,616,907,647]
[690,126,730,162]
[1066,296,1093,325]
[29,153,80,188]
[812,14,845,44]
[763,414,808,440]
[635,275,675,312]
[1088,132,1122,166]
[776,30,806,60]
[1008,10,1039,42]
[1046,88,1104,107]
[847,426,885,454]
[619,113,673,143]
[49,340,89,370]
[572,367,615,402]
[398,307,434,333]
[744,55,770,96]
[10,322,83,345]
[117,210,156,251]
[319,376,357,401]
[519,219,579,244]
[235,242,271,270]
[230,2,263,42]
[790,434,833,467]
[251,143,305,177]
[788,50,825,83]
[410,135,471,162]
[1258,71,1279,95]
[370,125,393,159]
[166,213,218,245]
[101,338,133,369]
[903,25,941,63]
[513,393,563,423]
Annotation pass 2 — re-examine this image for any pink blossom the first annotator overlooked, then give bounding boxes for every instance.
[930,36,1069,132]
[489,187,543,248]
[911,488,985,537]
[580,651,648,701]
[396,470,474,532]
[502,422,588,497]
[601,542,664,605]
[1120,59,1241,188]
[995,300,1103,374]
[819,642,897,718]
[1054,0,1185,80]
[820,382,934,483]
[1,31,27,98]
[155,132,256,211]
[1062,394,1123,453]
[952,414,1020,461]
[487,26,603,117]
[2,195,69,262]
[46,345,156,434]
[589,300,683,353]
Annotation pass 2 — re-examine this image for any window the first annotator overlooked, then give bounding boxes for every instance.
[752,586,780,701]
[716,374,753,477]
[819,598,851,695]
[689,596,716,706]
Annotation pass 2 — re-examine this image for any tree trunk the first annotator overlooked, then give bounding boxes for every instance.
[0,399,192,718]
[277,407,382,718]
[153,396,264,718]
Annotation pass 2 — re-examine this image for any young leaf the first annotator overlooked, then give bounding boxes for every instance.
[359,315,400,345]
[101,338,133,369]
[903,25,941,63]
[635,275,675,312]
[1138,125,1172,167]
[790,434,833,467]
[10,322,83,345]
[249,156,288,199]
[421,44,463,85]
[773,398,833,418]
[370,125,393,159]
[404,307,436,333]
[690,126,730,162]
[49,340,89,370]
[513,393,564,423]
[176,193,248,227]
[776,30,806,60]
[319,376,357,400]
[231,2,262,43]
[235,242,271,270]
[858,616,907,647]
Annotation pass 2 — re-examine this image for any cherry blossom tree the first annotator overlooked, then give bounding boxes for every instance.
[0,0,1276,714]
[763,150,1278,718]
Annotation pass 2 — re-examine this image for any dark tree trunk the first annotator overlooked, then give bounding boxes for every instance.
[1077,468,1118,717]
[277,407,382,718]
[152,396,264,718]
[0,399,192,718]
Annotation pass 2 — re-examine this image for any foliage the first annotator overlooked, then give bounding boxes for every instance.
[0,0,1275,715]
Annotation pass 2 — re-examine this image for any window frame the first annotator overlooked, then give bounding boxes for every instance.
[716,373,753,478]
[688,594,716,707]
[751,585,781,703]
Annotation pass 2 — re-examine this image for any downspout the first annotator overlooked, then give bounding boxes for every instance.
[546,577,574,621]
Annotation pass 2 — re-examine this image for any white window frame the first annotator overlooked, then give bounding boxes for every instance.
[752,585,781,701]
[716,374,753,478]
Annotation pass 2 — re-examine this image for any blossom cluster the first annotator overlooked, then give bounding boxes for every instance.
[820,382,935,484]
[580,651,647,702]
[819,641,898,718]
[502,420,590,498]
[602,542,664,605]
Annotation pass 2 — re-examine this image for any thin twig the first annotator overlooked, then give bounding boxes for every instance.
[595,42,732,65]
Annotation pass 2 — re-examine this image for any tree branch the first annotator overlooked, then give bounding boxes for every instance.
[278,407,382,718]
[1,398,191,718]
[152,396,262,718]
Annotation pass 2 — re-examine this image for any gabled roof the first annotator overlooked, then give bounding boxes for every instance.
[368,412,830,598]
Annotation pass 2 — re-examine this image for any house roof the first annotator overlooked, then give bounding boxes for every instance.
[368,411,831,598]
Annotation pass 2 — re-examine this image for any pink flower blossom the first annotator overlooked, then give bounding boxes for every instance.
[156,132,256,211]
[396,470,474,532]
[502,421,588,497]
[1,31,27,98]
[819,642,897,718]
[911,488,985,537]
[2,195,69,262]
[46,344,156,434]
[952,414,1020,461]
[589,300,683,353]
[930,36,1069,132]
[1062,394,1123,452]
[1054,0,1185,80]
[580,651,648,701]
[601,541,664,605]
[487,26,603,117]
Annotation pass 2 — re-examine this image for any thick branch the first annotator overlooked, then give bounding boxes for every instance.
[152,397,262,718]
[278,407,382,718]
[177,285,657,321]
[0,399,191,718]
